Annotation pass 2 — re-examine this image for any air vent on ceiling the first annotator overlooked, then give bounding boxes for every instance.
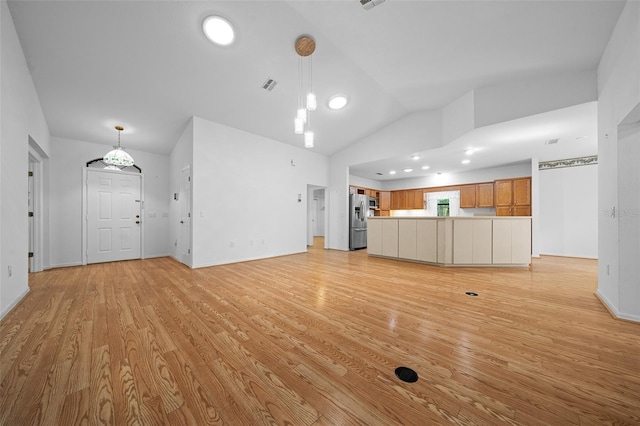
[261,78,278,91]
[360,0,385,11]
[545,138,559,145]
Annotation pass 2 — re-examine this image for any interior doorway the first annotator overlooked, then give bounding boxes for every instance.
[307,185,326,247]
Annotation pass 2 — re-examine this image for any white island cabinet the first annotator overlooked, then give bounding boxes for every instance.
[368,217,531,267]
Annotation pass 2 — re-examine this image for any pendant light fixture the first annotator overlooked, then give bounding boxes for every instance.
[103,125,135,167]
[294,35,316,148]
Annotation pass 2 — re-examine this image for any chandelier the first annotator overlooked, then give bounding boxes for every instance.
[294,35,316,148]
[103,125,135,167]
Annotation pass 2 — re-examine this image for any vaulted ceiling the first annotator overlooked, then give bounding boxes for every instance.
[7,1,625,178]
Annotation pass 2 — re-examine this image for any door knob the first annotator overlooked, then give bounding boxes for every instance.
[180,220,184,224]
[136,214,140,218]
[136,220,140,224]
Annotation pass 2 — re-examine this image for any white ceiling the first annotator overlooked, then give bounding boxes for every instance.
[7,1,624,179]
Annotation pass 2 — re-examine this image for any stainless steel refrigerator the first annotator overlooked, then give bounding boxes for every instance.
[349,194,369,250]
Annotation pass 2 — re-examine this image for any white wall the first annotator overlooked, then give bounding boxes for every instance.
[49,137,170,267]
[189,116,328,268]
[597,1,640,322]
[349,175,381,190]
[539,164,598,258]
[1,1,51,318]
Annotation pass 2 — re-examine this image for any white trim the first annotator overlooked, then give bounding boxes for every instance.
[595,289,640,323]
[47,262,83,269]
[0,288,30,320]
[28,148,44,273]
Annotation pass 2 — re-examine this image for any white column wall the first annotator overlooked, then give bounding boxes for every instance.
[596,1,640,322]
[190,117,328,268]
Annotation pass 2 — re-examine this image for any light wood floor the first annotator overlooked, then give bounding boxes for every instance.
[2,239,639,425]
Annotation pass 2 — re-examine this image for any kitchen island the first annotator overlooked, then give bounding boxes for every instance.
[368,216,531,267]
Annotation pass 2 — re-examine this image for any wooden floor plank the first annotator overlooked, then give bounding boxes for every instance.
[1,241,638,425]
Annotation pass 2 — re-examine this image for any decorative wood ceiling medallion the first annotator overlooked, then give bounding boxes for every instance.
[295,36,316,57]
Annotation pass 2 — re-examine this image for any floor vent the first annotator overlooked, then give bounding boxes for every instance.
[395,367,418,383]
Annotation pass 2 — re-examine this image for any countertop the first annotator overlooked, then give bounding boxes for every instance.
[369,216,531,219]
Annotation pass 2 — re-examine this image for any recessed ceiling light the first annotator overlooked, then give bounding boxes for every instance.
[465,148,474,155]
[328,95,348,110]
[545,138,559,145]
[403,168,413,173]
[203,15,235,46]
[411,155,420,160]
[461,159,470,164]
[421,165,430,170]
[389,170,396,175]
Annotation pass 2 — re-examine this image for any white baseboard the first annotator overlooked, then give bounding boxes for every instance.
[142,253,171,259]
[595,290,640,323]
[47,261,83,269]
[0,288,30,320]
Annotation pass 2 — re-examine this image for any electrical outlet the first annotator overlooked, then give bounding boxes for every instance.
[230,241,235,248]
[607,264,610,275]
[8,265,12,277]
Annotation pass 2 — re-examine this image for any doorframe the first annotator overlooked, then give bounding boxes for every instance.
[179,165,192,267]
[306,184,327,248]
[28,148,44,273]
[82,167,145,265]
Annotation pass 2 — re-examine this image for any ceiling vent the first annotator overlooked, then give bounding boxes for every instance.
[545,138,559,145]
[360,0,385,11]
[261,78,277,92]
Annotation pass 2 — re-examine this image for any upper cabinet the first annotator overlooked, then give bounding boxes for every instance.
[390,189,424,210]
[460,185,477,208]
[460,183,494,208]
[379,191,390,210]
[495,177,531,216]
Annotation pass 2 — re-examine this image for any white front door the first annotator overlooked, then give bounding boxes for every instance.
[87,170,142,264]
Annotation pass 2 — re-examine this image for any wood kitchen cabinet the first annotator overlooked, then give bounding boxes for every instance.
[495,177,531,216]
[410,189,425,209]
[379,191,390,210]
[476,183,495,207]
[460,183,495,208]
[390,189,423,210]
[390,191,406,210]
[460,185,477,208]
